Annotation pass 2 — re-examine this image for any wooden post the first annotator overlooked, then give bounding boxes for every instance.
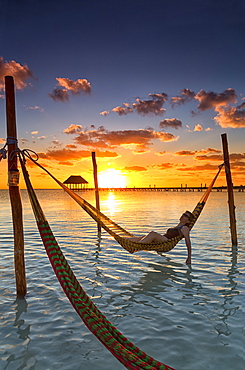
[5,76,27,298]
[221,133,238,246]
[92,152,101,233]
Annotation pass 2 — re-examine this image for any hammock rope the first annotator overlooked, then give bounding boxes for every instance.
[19,156,175,370]
[25,154,223,253]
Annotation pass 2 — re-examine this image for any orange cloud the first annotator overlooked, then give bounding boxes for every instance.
[0,57,35,91]
[214,104,245,128]
[178,164,219,171]
[175,148,221,156]
[156,132,178,142]
[65,144,77,148]
[195,88,237,111]
[100,110,110,116]
[154,162,176,170]
[194,124,203,131]
[175,150,197,156]
[63,124,82,134]
[195,154,223,161]
[37,148,118,165]
[111,104,133,115]
[195,153,245,162]
[64,125,177,150]
[156,151,168,156]
[56,77,91,95]
[49,77,91,102]
[123,166,147,172]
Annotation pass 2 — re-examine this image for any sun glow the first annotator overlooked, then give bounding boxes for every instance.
[98,169,127,188]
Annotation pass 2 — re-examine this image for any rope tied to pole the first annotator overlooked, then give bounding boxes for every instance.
[0,137,39,162]
[0,137,19,160]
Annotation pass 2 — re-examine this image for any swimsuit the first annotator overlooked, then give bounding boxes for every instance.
[163,226,184,239]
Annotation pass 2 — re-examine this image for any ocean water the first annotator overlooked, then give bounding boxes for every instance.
[0,189,244,370]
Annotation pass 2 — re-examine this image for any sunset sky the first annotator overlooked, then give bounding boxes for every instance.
[0,0,245,189]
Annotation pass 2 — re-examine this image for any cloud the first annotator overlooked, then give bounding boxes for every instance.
[159,118,182,130]
[56,77,91,95]
[100,111,110,116]
[63,125,177,151]
[24,105,44,112]
[175,148,221,156]
[153,162,176,170]
[65,144,77,148]
[214,104,245,128]
[123,166,147,172]
[195,88,237,111]
[175,150,197,156]
[102,92,168,117]
[63,124,83,134]
[195,153,245,162]
[0,56,35,91]
[111,104,133,115]
[48,77,91,102]
[156,151,168,156]
[178,164,219,171]
[170,88,195,107]
[31,131,38,135]
[48,88,69,102]
[195,154,223,161]
[38,148,118,165]
[132,93,167,116]
[156,132,178,142]
[194,124,203,131]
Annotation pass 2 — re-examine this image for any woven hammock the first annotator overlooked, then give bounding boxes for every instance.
[26,156,223,253]
[20,156,175,370]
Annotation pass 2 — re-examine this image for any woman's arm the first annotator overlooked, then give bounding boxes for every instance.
[181,226,192,264]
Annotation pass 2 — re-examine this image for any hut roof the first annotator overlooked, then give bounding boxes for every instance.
[63,175,88,184]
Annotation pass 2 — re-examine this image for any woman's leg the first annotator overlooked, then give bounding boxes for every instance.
[139,231,168,244]
[125,236,143,242]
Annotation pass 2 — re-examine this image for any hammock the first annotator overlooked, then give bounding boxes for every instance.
[19,156,175,370]
[26,155,223,253]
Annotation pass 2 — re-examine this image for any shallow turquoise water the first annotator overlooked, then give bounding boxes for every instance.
[0,189,244,369]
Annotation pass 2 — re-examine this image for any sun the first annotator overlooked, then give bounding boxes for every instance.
[98,169,127,188]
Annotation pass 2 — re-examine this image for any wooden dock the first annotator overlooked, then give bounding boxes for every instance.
[77,186,244,192]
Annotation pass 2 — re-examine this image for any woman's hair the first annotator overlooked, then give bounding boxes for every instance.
[185,211,194,225]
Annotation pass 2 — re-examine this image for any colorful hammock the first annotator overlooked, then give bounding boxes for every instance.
[20,157,175,370]
[26,155,223,253]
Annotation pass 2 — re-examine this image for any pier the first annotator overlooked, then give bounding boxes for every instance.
[76,185,244,192]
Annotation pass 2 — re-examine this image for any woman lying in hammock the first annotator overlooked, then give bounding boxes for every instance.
[126,211,194,264]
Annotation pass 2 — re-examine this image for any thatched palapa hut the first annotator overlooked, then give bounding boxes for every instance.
[63,175,88,190]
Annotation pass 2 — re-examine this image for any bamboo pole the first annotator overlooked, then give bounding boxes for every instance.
[5,75,27,298]
[221,133,238,246]
[92,152,101,233]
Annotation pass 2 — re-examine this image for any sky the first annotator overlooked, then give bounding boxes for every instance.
[0,0,245,189]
